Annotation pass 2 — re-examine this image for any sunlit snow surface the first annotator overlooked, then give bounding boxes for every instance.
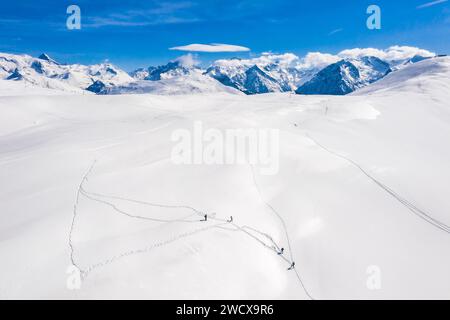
[0,57,449,299]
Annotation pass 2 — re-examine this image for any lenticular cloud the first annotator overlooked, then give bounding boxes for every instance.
[170,43,251,53]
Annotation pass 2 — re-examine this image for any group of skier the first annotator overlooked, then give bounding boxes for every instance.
[200,213,295,271]
[200,214,233,223]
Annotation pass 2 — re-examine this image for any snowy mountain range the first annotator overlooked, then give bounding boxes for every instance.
[106,69,242,95]
[204,56,306,94]
[0,52,133,93]
[0,46,440,96]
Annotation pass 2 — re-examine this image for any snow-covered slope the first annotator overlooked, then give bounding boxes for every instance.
[0,52,133,93]
[0,56,449,299]
[354,56,450,95]
[0,79,79,96]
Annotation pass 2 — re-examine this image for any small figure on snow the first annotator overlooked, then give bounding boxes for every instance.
[227,216,233,223]
[202,214,207,222]
[277,248,284,255]
[288,262,295,271]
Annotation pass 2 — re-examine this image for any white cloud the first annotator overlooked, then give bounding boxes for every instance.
[211,53,299,69]
[210,52,338,71]
[255,52,299,67]
[417,0,448,9]
[209,46,435,73]
[173,53,198,67]
[299,52,340,69]
[338,47,386,59]
[383,46,435,60]
[169,43,250,52]
[338,46,435,61]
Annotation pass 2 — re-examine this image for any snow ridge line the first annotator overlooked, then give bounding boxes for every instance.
[249,164,315,300]
[305,133,450,234]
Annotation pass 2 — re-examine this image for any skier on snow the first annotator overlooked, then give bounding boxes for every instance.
[288,262,295,271]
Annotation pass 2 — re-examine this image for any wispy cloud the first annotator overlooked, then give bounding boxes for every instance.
[173,53,199,67]
[328,28,343,36]
[170,43,250,52]
[85,16,199,28]
[338,45,435,60]
[145,2,194,15]
[84,1,199,28]
[417,0,448,9]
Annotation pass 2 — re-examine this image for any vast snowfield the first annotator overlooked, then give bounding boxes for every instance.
[0,57,449,299]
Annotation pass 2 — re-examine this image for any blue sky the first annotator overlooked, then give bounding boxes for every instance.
[0,0,449,70]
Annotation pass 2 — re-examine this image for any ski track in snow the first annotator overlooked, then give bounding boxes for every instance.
[82,221,229,277]
[305,132,450,234]
[69,162,314,299]
[250,164,314,300]
[69,160,97,275]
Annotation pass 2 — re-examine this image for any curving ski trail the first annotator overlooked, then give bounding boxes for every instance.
[305,132,450,234]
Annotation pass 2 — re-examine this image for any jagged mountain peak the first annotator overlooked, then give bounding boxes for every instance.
[6,68,24,81]
[246,64,266,74]
[296,56,393,95]
[405,55,432,65]
[86,80,107,94]
[142,60,199,81]
[38,53,58,64]
[205,62,283,95]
